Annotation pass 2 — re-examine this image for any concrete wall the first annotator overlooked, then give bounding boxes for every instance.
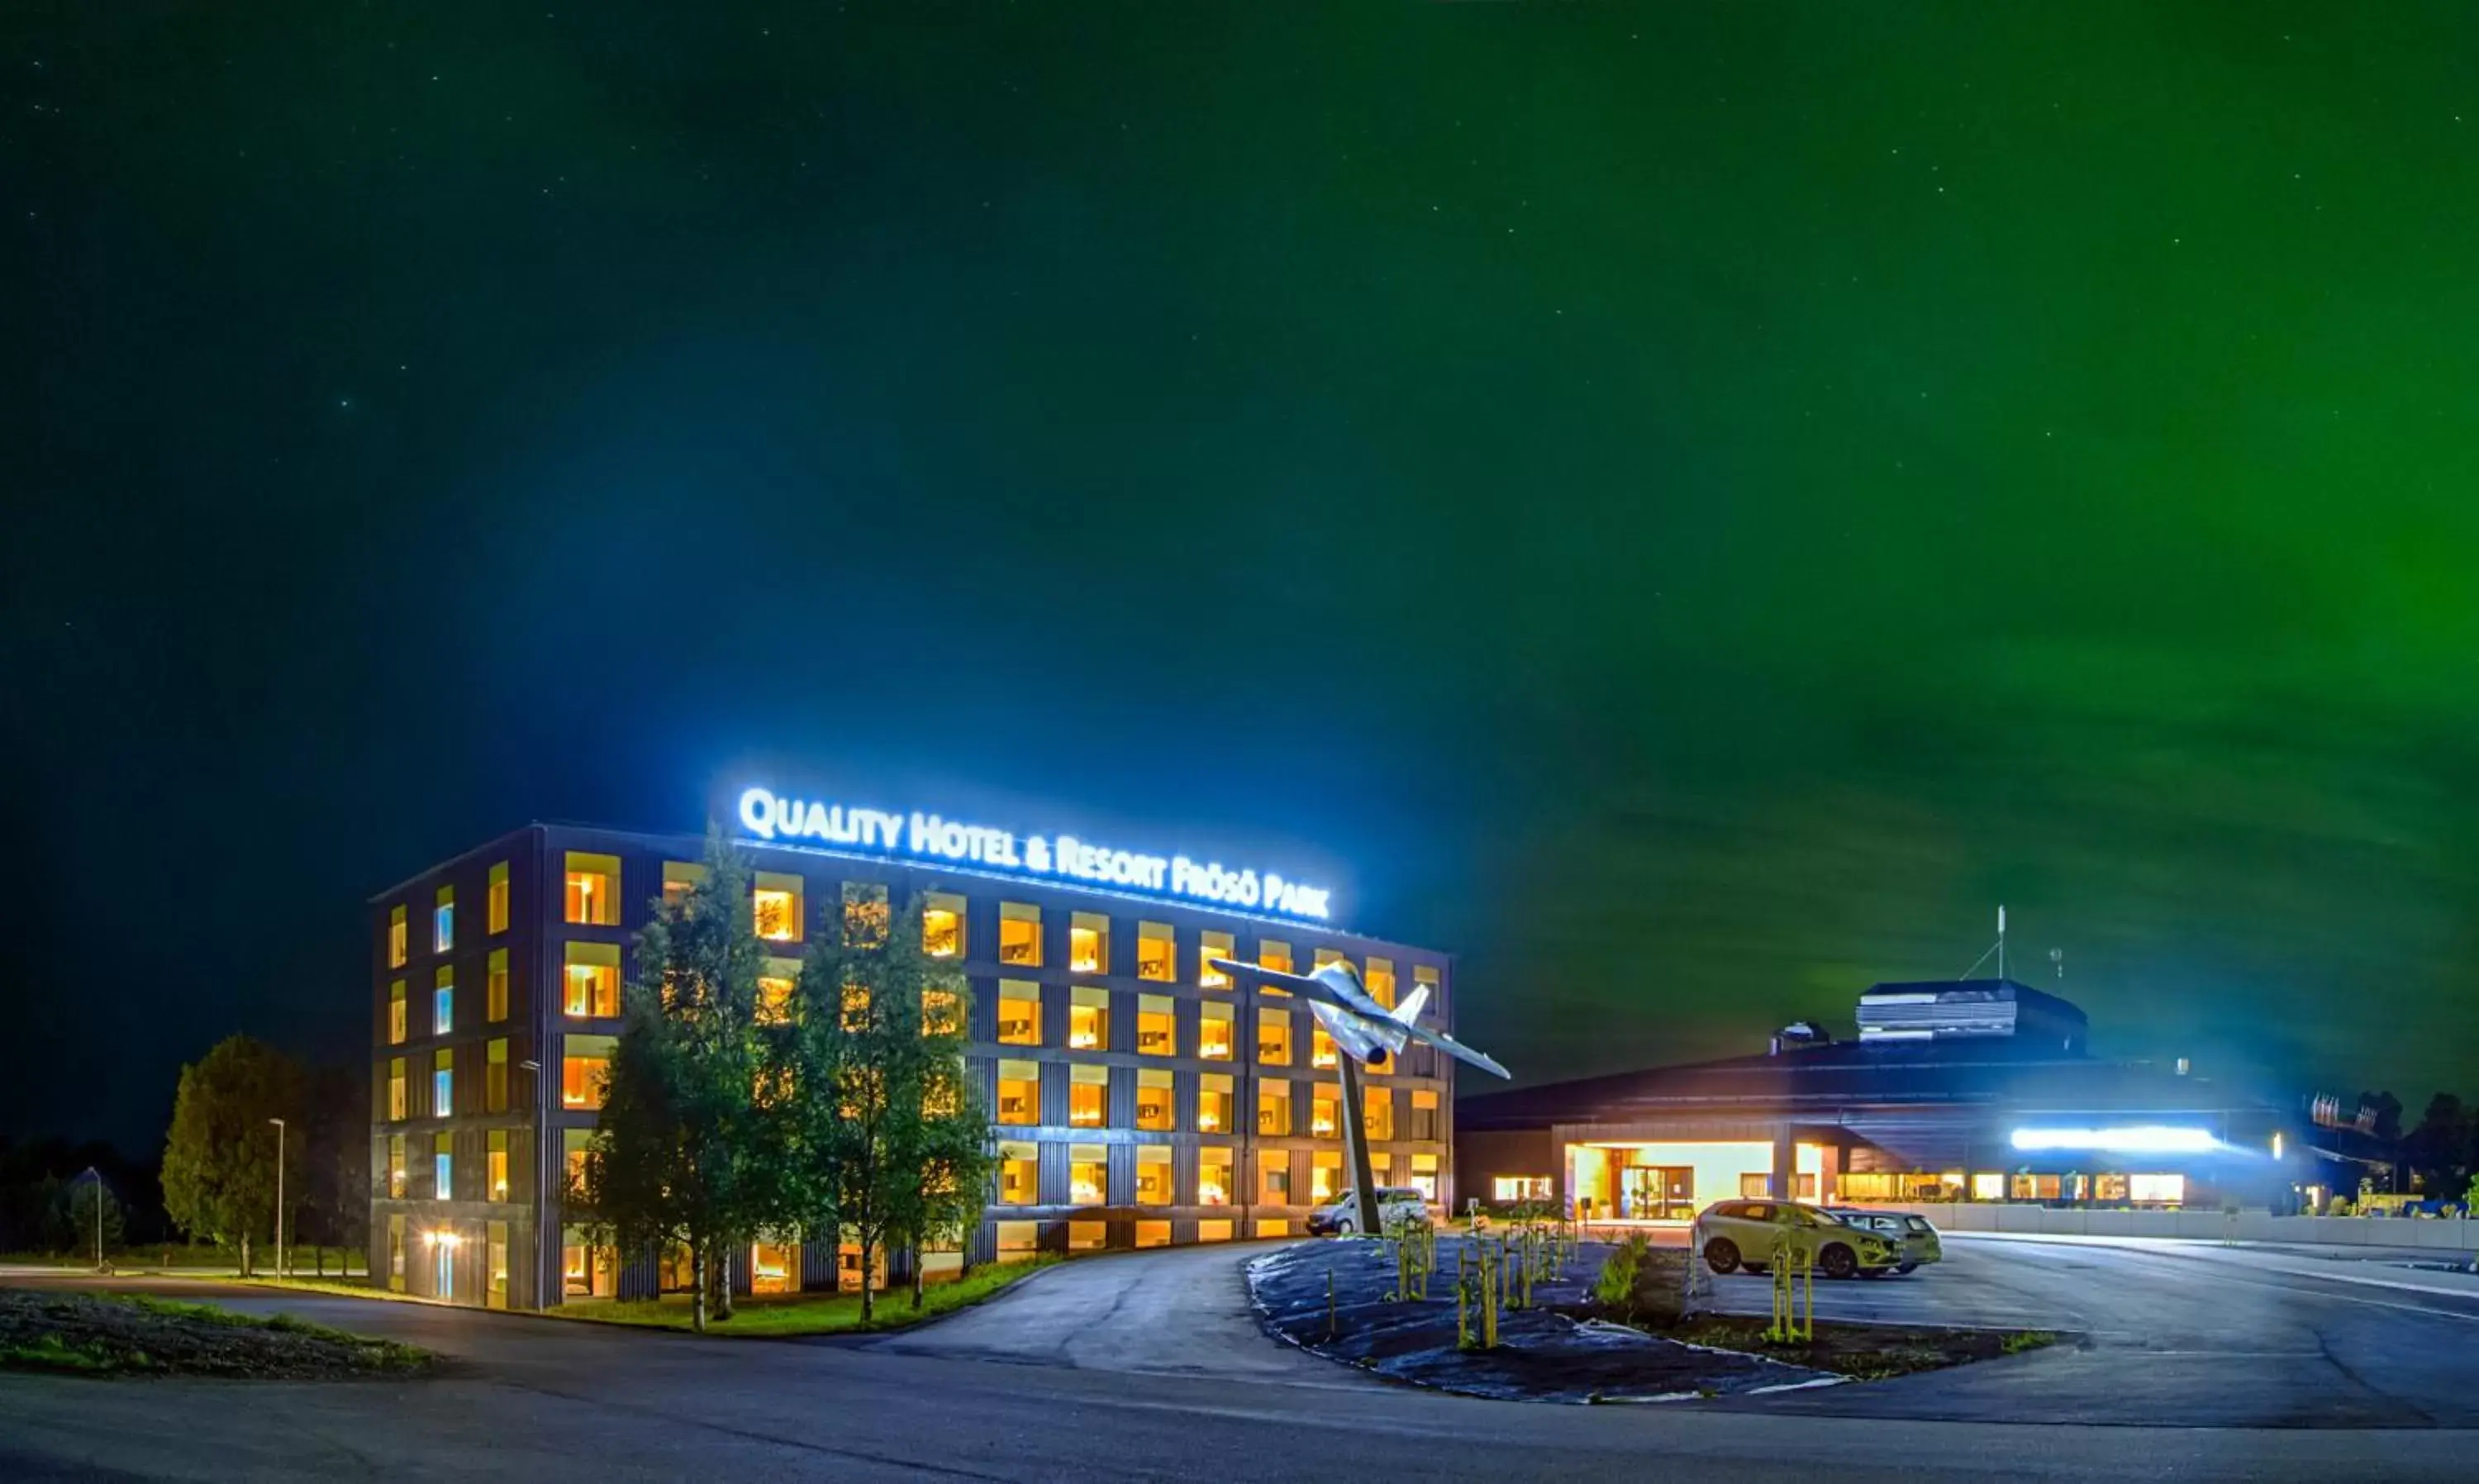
[1870,1202,2479,1253]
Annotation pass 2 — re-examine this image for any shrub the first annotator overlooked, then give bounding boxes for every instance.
[1593,1234,1649,1313]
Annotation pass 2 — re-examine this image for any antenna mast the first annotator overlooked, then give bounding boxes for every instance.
[1997,904,2006,982]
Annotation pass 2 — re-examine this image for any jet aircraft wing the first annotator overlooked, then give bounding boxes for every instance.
[1207,958,1511,1078]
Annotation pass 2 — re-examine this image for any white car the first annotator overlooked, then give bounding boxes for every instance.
[1306,1187,1432,1236]
[1692,1198,1904,1279]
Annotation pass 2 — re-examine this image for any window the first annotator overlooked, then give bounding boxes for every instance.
[1366,957,1396,1010]
[562,1035,615,1110]
[1261,1149,1292,1204]
[1068,1220,1107,1252]
[997,1140,1038,1204]
[1971,1172,2005,1201]
[1069,911,1108,973]
[996,1220,1040,1258]
[1257,1007,1292,1064]
[662,860,705,903]
[1069,1144,1107,1205]
[1492,1176,1551,1202]
[1409,1153,1439,1201]
[564,853,621,926]
[434,887,455,953]
[1135,921,1174,981]
[1198,1001,1233,1060]
[997,979,1042,1045]
[1314,948,1349,976]
[1197,1219,1233,1242]
[388,1058,407,1120]
[432,1049,454,1117]
[564,1130,590,1200]
[563,1233,616,1298]
[485,1039,509,1113]
[1258,1079,1292,1136]
[1135,1219,1172,1249]
[842,882,889,947]
[1197,1073,1234,1134]
[1198,930,1235,989]
[487,1221,510,1309]
[487,949,509,1022]
[999,902,1042,966]
[1136,993,1174,1055]
[433,968,454,1035]
[1199,1146,1235,1206]
[997,1059,1040,1125]
[564,942,621,1018]
[1259,939,1292,975]
[388,1215,406,1291]
[2129,1173,2186,1205]
[434,1132,454,1201]
[487,863,510,935]
[1135,1068,1174,1130]
[1068,1063,1108,1128]
[487,1130,509,1201]
[758,959,797,1025]
[1135,1145,1172,1206]
[2092,1172,2130,1202]
[1311,1085,1339,1138]
[750,1242,796,1296]
[1310,1151,1343,1203]
[388,906,408,968]
[2013,1173,2063,1201]
[922,892,964,958]
[388,1134,407,1197]
[922,986,960,1036]
[1410,1088,1440,1141]
[1364,1087,1394,1142]
[1310,1023,1337,1071]
[1068,985,1110,1050]
[754,872,805,943]
[388,980,407,1045]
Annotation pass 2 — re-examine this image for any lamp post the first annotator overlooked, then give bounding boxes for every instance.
[268,1117,286,1282]
[82,1166,103,1271]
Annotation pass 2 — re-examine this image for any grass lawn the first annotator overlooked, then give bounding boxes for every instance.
[236,1276,435,1304]
[554,1256,1057,1336]
[0,1288,435,1377]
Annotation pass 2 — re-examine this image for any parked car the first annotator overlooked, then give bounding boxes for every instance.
[1823,1207,1943,1273]
[1307,1187,1433,1236]
[1692,1198,1903,1279]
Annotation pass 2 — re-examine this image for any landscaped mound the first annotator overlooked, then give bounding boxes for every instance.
[0,1289,436,1378]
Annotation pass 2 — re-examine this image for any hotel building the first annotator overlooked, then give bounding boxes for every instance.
[367,801,1456,1309]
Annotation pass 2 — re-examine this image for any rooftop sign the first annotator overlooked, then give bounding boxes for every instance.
[734,786,1334,921]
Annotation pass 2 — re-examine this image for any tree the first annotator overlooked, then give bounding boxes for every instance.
[2404,1093,2473,1198]
[781,891,994,1325]
[576,831,774,1332]
[2353,1091,2405,1143]
[45,1171,124,1261]
[161,1035,307,1275]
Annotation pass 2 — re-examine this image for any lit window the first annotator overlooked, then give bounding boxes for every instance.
[840,982,871,1032]
[564,1130,590,1200]
[488,1130,509,1201]
[1971,1172,2005,1201]
[998,1140,1038,1205]
[1260,1149,1292,1205]
[1198,1001,1233,1060]
[1410,1088,1440,1141]
[388,1058,407,1120]
[1135,1145,1172,1206]
[842,882,889,947]
[662,860,705,904]
[1311,1023,1338,1070]
[997,1058,1040,1125]
[388,906,408,968]
[432,1049,454,1117]
[562,1035,615,1110]
[388,980,407,1045]
[2129,1173,2186,1205]
[1197,1219,1233,1242]
[997,979,1042,1046]
[1408,1152,1439,1201]
[1311,1085,1339,1138]
[1136,993,1175,1056]
[433,887,455,953]
[1135,921,1173,982]
[388,1216,406,1290]
[1068,985,1109,1050]
[1492,1176,1551,1202]
[1069,1144,1108,1206]
[751,1242,796,1295]
[1135,1068,1174,1130]
[1310,1151,1342,1203]
[1315,948,1349,976]
[487,863,510,935]
[1069,912,1108,974]
[1068,1063,1108,1128]
[1364,1087,1394,1142]
[434,968,454,1035]
[1197,1073,1234,1134]
[486,949,509,1022]
[1258,1079,1292,1136]
[487,1221,509,1308]
[754,872,804,943]
[1366,957,1396,1010]
[564,942,621,1018]
[922,892,964,958]
[1259,939,1293,976]
[1135,1219,1171,1249]
[1068,1220,1107,1252]
[2092,1173,2129,1202]
[564,853,621,926]
[1258,1007,1292,1065]
[485,1039,509,1113]
[922,986,961,1036]
[999,901,1042,966]
[388,1134,407,1198]
[1199,1146,1234,1206]
[1199,930,1235,989]
[996,1220,1040,1258]
[758,959,797,1025]
[434,1132,454,1201]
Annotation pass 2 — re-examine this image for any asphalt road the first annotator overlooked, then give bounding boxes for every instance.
[1,1237,2474,1482]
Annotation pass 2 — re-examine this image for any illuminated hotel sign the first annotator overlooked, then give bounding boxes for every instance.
[735,786,1335,921]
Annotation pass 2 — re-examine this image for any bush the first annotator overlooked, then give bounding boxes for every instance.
[1593,1234,1648,1312]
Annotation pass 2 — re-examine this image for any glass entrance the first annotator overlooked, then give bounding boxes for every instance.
[1624,1165,1697,1221]
[433,1239,454,1301]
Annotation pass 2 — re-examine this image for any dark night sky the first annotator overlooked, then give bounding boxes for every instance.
[9,3,2478,1150]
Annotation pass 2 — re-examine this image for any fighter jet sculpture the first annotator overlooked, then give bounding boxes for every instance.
[1208,957,1509,1238]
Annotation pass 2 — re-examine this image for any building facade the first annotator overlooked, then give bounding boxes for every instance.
[368,814,1455,1310]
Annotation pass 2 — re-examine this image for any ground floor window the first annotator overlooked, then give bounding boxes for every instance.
[751,1242,797,1295]
[1134,1220,1171,1249]
[995,1220,1040,1258]
[1068,1220,1106,1252]
[563,1239,616,1298]
[839,1242,887,1293]
[2128,1173,2186,1205]
[1971,1172,2006,1201]
[1196,1219,1233,1243]
[1198,1147,1234,1206]
[1492,1175,1551,1202]
[388,1215,406,1291]
[487,1222,508,1310]
[1408,1153,1439,1201]
[1254,1218,1290,1238]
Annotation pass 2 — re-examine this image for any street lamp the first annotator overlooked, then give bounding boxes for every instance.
[82,1166,104,1272]
[268,1117,287,1282]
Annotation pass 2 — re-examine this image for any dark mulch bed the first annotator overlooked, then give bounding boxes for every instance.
[1248,1238,1837,1403]
[0,1288,437,1379]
